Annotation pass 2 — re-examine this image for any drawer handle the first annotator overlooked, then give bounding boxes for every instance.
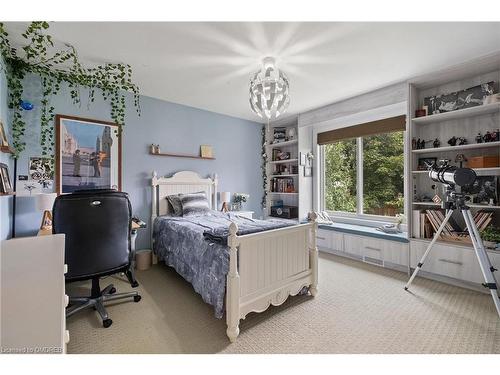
[317,236,326,240]
[438,258,463,266]
[365,246,381,252]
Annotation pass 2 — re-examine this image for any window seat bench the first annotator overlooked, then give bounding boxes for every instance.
[316,223,409,272]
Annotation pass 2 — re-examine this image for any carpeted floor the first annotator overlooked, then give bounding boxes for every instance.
[66,252,500,354]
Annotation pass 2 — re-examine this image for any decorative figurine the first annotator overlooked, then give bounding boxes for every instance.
[455,154,467,168]
[475,132,483,143]
[483,131,492,143]
[493,129,500,142]
[458,137,467,145]
[433,138,440,148]
[412,137,417,150]
[447,136,457,146]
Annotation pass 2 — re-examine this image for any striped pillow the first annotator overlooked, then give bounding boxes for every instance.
[180,191,210,216]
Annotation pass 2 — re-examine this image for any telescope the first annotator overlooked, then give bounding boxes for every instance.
[406,160,500,318]
[427,161,476,187]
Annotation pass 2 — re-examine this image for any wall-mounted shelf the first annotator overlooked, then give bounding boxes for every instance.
[0,145,15,154]
[412,167,500,174]
[149,151,215,160]
[412,102,500,124]
[267,192,299,195]
[267,139,298,148]
[411,141,500,154]
[269,174,299,178]
[0,192,16,197]
[412,201,500,209]
[269,158,298,164]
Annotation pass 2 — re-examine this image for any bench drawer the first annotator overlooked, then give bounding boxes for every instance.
[410,240,489,283]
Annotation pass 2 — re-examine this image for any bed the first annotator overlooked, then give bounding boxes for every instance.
[151,171,318,342]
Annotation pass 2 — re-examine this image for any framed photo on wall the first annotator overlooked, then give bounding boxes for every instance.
[0,163,13,194]
[55,115,122,194]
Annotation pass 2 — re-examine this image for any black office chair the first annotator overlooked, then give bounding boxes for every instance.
[53,189,141,328]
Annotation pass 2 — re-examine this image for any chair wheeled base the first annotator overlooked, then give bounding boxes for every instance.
[66,277,141,328]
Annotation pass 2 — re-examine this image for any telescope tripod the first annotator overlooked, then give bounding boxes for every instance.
[405,188,500,318]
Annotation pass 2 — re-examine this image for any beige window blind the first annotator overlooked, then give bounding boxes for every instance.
[317,115,406,145]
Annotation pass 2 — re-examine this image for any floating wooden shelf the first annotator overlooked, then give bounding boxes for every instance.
[149,151,215,160]
[0,145,15,154]
[0,192,16,197]
[412,102,500,124]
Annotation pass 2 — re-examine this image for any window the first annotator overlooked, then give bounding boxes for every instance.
[321,130,404,218]
[324,139,357,213]
[362,132,404,216]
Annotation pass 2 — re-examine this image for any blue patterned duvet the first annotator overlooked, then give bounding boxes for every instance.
[153,211,292,318]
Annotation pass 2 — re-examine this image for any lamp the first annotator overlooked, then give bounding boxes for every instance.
[249,57,290,121]
[220,192,230,212]
[36,193,57,231]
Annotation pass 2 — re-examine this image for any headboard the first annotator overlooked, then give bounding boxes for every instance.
[151,170,218,220]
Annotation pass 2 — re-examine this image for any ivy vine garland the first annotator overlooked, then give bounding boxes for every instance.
[0,21,140,158]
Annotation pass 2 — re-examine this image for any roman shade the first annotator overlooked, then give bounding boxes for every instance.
[317,115,406,145]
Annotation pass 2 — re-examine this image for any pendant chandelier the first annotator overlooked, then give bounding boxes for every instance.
[249,57,290,121]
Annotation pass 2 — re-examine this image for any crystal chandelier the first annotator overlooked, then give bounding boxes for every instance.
[249,57,290,121]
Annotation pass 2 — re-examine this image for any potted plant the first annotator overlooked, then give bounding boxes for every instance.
[232,193,249,211]
[481,227,500,250]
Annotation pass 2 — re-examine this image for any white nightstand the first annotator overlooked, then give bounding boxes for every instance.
[232,211,254,219]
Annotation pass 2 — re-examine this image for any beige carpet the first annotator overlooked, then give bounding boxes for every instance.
[66,252,500,354]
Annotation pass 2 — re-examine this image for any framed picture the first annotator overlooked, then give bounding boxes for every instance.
[299,152,306,166]
[462,176,498,205]
[29,157,54,181]
[0,120,8,147]
[417,157,437,170]
[200,145,213,158]
[55,115,122,194]
[0,163,13,194]
[304,166,312,177]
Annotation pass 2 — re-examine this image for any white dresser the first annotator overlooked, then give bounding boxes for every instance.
[1,234,68,354]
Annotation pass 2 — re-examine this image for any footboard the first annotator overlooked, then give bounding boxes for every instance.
[226,218,318,342]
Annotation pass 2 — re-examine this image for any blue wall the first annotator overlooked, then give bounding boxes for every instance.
[0,57,14,241]
[12,74,263,249]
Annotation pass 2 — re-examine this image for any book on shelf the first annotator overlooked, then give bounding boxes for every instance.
[271,177,295,193]
[413,208,495,241]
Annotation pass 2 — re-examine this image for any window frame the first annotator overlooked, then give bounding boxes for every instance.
[319,133,404,223]
[312,102,408,227]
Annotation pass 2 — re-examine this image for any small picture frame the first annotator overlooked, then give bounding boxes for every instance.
[417,157,437,171]
[0,120,8,147]
[300,152,307,166]
[0,163,13,194]
[304,166,312,177]
[200,145,213,158]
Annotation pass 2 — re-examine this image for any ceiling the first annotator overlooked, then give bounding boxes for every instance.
[4,22,500,122]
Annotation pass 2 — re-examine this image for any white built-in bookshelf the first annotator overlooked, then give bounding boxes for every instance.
[407,58,500,248]
[265,118,300,219]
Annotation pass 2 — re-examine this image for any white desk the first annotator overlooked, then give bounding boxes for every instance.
[1,235,68,354]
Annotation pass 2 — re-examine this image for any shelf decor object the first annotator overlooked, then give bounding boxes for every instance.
[36,193,57,231]
[220,191,230,212]
[249,57,290,122]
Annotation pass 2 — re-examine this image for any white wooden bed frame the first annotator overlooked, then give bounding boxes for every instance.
[151,171,318,342]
